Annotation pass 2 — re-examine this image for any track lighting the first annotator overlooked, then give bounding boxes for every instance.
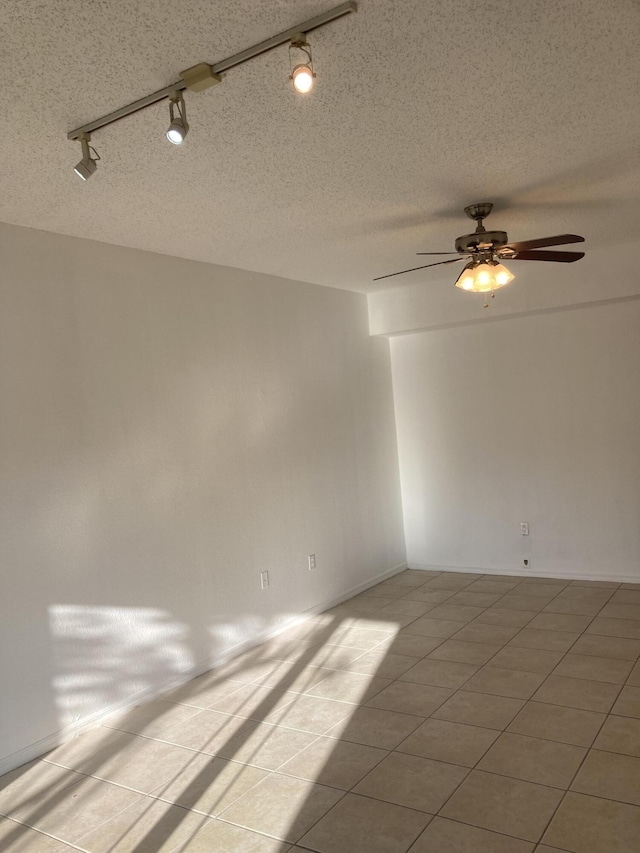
[289,33,316,94]
[67,3,358,176]
[166,92,189,144]
[73,132,100,181]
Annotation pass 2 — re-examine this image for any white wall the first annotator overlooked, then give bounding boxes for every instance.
[390,299,640,580]
[0,222,406,773]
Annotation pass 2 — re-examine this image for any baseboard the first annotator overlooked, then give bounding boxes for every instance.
[0,561,407,778]
[316,562,407,608]
[407,562,640,584]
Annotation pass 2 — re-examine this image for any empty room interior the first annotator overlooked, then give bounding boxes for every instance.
[1,1,640,851]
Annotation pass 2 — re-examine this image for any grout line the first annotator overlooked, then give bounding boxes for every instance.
[422,812,573,849]
[370,575,638,849]
[167,583,632,850]
[532,686,616,845]
[7,570,639,853]
[409,585,571,690]
[209,576,483,849]
[425,582,632,847]
[0,815,89,853]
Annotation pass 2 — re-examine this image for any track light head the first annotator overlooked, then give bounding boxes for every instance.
[167,92,189,144]
[74,157,97,181]
[289,33,316,94]
[167,116,188,144]
[73,132,99,180]
[291,64,314,94]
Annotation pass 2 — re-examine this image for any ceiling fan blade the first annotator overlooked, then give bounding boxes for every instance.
[373,257,464,282]
[511,250,585,263]
[415,252,459,255]
[507,234,585,251]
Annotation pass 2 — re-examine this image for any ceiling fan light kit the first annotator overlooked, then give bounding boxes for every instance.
[67,1,357,178]
[375,201,585,308]
[455,260,514,293]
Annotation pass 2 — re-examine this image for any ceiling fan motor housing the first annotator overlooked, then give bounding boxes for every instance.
[455,230,509,254]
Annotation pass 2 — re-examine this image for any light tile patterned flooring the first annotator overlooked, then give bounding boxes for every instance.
[2,570,640,852]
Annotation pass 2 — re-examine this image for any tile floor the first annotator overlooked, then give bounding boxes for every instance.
[2,569,640,851]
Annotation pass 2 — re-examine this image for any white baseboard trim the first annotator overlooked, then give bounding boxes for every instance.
[407,562,640,584]
[0,561,407,777]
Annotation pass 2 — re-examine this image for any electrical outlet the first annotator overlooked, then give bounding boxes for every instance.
[308,554,316,571]
[260,571,269,589]
[520,522,529,536]
[523,559,530,568]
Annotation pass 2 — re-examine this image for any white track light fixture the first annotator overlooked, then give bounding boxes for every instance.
[67,3,358,177]
[73,132,100,180]
[289,33,316,93]
[166,92,189,144]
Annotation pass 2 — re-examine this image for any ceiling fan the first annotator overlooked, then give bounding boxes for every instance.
[374,202,585,306]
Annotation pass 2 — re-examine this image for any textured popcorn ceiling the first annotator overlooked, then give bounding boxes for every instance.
[2,0,639,292]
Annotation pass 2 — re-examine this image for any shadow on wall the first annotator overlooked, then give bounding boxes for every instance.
[0,579,421,850]
[48,605,196,732]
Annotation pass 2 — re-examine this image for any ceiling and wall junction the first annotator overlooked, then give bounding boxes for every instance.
[2,0,639,293]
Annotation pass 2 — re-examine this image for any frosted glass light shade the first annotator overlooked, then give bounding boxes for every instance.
[455,260,514,293]
[491,262,514,287]
[455,263,477,290]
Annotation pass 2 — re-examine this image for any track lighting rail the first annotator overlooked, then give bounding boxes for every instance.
[67,1,357,141]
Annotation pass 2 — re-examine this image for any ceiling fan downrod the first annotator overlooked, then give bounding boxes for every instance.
[464,202,494,233]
